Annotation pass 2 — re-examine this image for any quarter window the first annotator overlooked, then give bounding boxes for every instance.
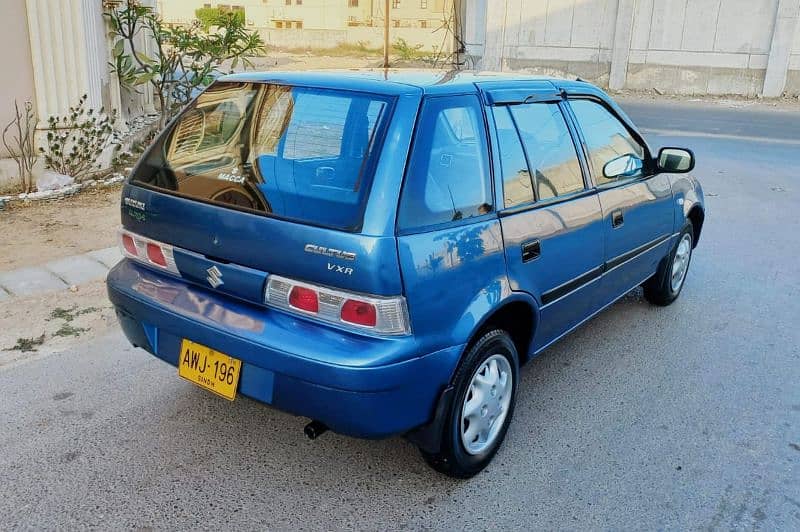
[509,103,584,201]
[570,99,645,185]
[398,95,492,230]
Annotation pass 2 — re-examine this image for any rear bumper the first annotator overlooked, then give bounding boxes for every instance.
[107,260,462,438]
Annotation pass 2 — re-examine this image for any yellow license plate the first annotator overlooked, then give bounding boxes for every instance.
[178,339,242,401]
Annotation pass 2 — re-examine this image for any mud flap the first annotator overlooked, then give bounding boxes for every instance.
[404,385,455,453]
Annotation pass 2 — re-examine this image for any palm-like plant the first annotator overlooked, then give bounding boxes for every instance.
[105,0,265,129]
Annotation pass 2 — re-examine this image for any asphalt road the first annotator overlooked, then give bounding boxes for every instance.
[2,99,799,530]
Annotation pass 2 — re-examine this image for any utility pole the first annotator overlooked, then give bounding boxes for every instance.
[383,0,390,68]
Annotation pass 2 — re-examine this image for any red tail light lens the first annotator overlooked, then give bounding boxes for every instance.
[341,299,377,327]
[264,275,410,335]
[119,229,179,275]
[122,234,138,256]
[146,243,167,267]
[289,286,319,313]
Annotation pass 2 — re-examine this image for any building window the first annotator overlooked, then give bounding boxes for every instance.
[275,20,283,28]
[203,3,211,8]
[419,20,427,28]
[393,19,400,27]
[420,0,428,7]
[392,0,400,8]
[295,21,303,28]
[285,0,290,4]
[295,0,302,4]
[349,0,359,6]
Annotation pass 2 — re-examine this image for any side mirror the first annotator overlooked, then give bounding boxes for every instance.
[603,153,643,179]
[657,147,694,173]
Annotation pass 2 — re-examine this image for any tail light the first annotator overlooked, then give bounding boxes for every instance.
[289,286,319,313]
[122,234,138,256]
[118,229,179,275]
[146,243,167,267]
[341,299,377,327]
[265,274,410,336]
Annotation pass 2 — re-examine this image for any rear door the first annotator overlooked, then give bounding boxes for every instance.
[487,87,604,352]
[566,98,674,305]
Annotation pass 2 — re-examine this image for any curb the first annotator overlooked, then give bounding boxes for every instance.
[0,246,122,299]
[0,174,125,210]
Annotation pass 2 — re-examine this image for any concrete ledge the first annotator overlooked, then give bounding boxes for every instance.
[512,45,611,63]
[0,267,67,296]
[0,247,120,299]
[87,247,122,269]
[786,70,800,96]
[502,57,611,84]
[45,255,109,286]
[625,63,765,96]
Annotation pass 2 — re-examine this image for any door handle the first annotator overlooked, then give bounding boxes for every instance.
[611,210,624,228]
[521,239,541,262]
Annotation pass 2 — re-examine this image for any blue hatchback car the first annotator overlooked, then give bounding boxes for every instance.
[107,71,705,477]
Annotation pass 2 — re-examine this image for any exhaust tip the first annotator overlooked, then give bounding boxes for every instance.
[304,420,328,440]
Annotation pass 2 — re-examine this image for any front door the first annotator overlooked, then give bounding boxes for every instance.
[490,99,604,353]
[567,99,675,305]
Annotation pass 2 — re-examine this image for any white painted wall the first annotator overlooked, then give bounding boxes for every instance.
[0,0,36,160]
[466,0,800,96]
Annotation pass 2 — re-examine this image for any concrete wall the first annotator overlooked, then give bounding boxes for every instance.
[0,0,36,160]
[160,0,453,50]
[159,0,449,29]
[259,26,452,51]
[1,0,155,192]
[465,0,800,96]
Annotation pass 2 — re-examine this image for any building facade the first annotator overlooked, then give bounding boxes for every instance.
[0,0,155,190]
[158,0,448,30]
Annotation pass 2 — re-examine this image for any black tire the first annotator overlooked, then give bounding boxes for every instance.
[643,221,694,306]
[420,329,519,478]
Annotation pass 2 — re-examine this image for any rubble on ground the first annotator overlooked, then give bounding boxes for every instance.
[0,173,125,210]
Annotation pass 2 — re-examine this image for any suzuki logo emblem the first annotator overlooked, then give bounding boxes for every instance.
[206,266,224,288]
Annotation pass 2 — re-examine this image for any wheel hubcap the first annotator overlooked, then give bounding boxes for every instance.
[460,354,513,455]
[670,233,692,292]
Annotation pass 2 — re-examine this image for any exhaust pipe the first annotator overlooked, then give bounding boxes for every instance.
[304,420,328,440]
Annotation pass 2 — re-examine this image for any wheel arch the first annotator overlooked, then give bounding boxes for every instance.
[687,204,705,248]
[406,291,538,454]
[461,292,539,367]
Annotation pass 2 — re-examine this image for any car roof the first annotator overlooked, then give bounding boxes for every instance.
[218,69,601,96]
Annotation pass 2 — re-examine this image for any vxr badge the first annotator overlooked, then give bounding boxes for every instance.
[206,266,224,288]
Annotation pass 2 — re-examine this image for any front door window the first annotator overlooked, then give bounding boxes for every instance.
[569,99,646,185]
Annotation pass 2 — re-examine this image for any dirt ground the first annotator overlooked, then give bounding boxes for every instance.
[0,279,116,367]
[0,186,121,272]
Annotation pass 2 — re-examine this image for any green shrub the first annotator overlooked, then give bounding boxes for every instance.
[39,95,119,180]
[195,7,245,32]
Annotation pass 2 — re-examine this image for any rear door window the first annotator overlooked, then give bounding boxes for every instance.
[132,81,393,231]
[509,103,585,201]
[493,106,533,208]
[397,95,492,231]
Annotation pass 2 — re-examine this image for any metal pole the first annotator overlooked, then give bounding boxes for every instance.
[383,0,390,68]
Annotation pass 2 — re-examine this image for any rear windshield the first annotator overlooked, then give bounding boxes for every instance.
[131,81,393,231]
